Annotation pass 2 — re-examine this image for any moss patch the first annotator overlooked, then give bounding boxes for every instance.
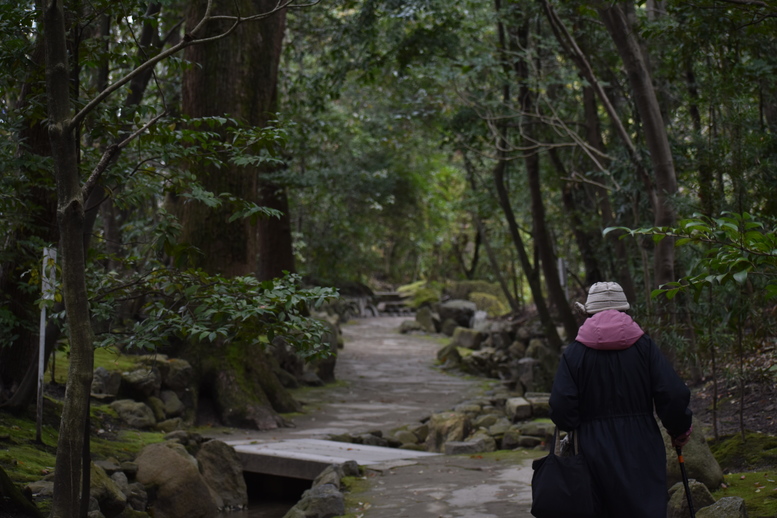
[91,429,166,461]
[711,471,777,518]
[1,408,165,487]
[710,432,777,472]
[47,346,141,384]
[340,475,373,517]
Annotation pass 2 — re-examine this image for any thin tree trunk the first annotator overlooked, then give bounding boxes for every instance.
[598,2,678,294]
[44,2,95,516]
[463,154,519,313]
[510,18,577,340]
[495,0,561,350]
[493,159,561,350]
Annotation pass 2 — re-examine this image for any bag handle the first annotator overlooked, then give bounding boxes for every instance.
[553,426,581,455]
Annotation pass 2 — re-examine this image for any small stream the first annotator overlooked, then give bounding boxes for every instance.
[217,473,310,518]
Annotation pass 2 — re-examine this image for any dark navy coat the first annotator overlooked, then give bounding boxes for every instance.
[549,310,692,518]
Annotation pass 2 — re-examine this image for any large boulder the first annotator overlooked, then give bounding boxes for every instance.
[437,300,477,328]
[135,442,218,518]
[312,465,344,490]
[450,328,486,350]
[92,367,122,397]
[195,440,248,510]
[524,339,558,376]
[514,357,554,393]
[696,497,749,518]
[159,390,184,417]
[425,412,472,452]
[90,463,127,518]
[667,480,715,518]
[501,427,522,450]
[505,397,532,421]
[109,400,156,429]
[282,484,344,518]
[415,306,439,333]
[468,292,508,318]
[119,368,162,400]
[156,359,195,394]
[436,343,462,368]
[663,418,724,491]
[399,320,425,334]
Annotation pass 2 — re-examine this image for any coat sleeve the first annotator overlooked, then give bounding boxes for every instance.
[648,337,693,438]
[549,352,580,431]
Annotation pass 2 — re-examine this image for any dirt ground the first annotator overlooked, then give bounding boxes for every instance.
[691,378,777,438]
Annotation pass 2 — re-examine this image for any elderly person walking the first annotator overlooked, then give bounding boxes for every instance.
[549,282,693,518]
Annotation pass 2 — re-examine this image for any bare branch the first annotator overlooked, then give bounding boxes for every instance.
[71,0,302,129]
[82,112,166,201]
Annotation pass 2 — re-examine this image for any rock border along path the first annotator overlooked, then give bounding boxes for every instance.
[223,317,536,517]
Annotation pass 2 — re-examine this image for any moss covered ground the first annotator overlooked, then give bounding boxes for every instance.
[712,471,777,517]
[708,432,777,517]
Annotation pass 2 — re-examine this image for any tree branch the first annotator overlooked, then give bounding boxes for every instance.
[82,112,166,202]
[71,0,302,129]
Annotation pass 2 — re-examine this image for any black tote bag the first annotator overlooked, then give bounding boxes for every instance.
[530,428,601,518]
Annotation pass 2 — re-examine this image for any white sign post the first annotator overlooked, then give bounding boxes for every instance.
[37,247,57,443]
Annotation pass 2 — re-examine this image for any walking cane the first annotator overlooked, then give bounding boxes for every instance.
[675,446,696,518]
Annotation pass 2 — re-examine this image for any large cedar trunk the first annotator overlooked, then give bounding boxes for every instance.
[178,0,299,428]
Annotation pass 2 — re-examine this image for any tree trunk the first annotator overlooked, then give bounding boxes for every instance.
[462,154,519,313]
[44,2,95,517]
[180,0,292,278]
[494,0,561,350]
[178,0,297,427]
[598,2,678,293]
[494,159,562,350]
[512,20,578,341]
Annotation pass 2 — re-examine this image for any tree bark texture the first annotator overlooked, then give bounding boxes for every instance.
[598,2,678,291]
[44,1,95,517]
[181,0,293,279]
[179,0,297,426]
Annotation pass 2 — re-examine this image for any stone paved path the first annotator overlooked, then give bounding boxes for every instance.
[220,316,535,518]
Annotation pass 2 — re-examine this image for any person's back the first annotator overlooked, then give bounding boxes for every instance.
[549,283,692,518]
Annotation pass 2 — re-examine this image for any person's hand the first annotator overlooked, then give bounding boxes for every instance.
[671,426,692,448]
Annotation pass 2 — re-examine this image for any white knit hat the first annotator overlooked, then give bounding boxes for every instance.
[575,282,630,314]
